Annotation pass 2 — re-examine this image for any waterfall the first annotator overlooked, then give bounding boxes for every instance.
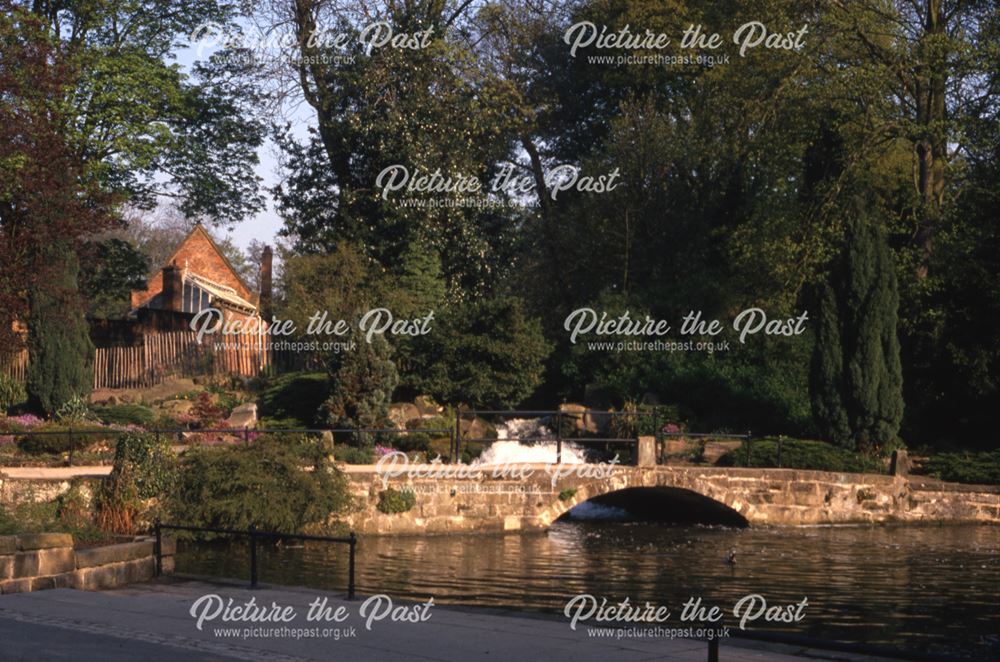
[473,418,588,465]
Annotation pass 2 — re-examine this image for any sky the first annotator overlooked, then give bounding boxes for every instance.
[174,35,315,254]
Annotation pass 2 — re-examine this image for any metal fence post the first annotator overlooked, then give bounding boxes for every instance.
[745,430,752,466]
[777,434,783,468]
[708,638,719,662]
[243,426,250,446]
[652,406,659,465]
[248,523,258,589]
[348,532,357,600]
[556,413,562,465]
[154,518,162,577]
[453,408,460,464]
[67,427,74,467]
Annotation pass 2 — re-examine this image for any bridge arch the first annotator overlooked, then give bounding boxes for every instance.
[537,471,750,529]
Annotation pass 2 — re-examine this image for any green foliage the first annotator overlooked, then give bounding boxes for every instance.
[0,480,104,542]
[334,445,374,464]
[395,432,431,453]
[923,451,1000,486]
[97,431,176,533]
[811,203,904,452]
[717,438,883,474]
[324,334,399,439]
[110,431,177,499]
[258,372,329,428]
[54,396,94,425]
[26,245,94,415]
[91,404,156,428]
[406,297,550,408]
[168,439,349,534]
[0,374,26,412]
[277,247,377,341]
[17,423,94,455]
[558,488,577,501]
[376,488,416,514]
[78,238,150,319]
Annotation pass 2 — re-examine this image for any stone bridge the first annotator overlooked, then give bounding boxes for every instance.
[342,463,1000,535]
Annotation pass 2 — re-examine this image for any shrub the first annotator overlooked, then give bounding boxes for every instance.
[395,432,431,453]
[377,488,415,514]
[55,395,94,424]
[716,438,882,473]
[258,372,329,428]
[92,404,156,428]
[923,451,1000,485]
[17,423,96,455]
[168,439,349,533]
[111,431,176,499]
[0,373,26,412]
[190,392,229,428]
[97,431,176,534]
[335,444,374,464]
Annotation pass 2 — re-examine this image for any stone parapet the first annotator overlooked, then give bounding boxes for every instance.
[0,533,169,595]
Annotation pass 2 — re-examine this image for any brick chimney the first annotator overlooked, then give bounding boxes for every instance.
[161,261,184,312]
[259,245,273,321]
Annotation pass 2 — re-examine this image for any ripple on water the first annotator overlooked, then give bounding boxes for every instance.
[176,522,999,659]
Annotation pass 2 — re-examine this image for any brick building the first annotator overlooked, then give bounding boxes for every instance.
[129,224,272,327]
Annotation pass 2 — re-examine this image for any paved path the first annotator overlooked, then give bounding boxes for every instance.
[0,580,901,662]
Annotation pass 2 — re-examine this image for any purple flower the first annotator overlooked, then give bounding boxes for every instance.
[9,414,43,428]
[373,444,395,457]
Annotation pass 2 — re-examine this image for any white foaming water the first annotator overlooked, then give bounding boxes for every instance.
[474,418,588,465]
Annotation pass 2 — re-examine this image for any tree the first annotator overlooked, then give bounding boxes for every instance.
[811,201,904,452]
[26,244,95,414]
[16,0,266,226]
[0,4,114,373]
[323,333,399,442]
[407,297,551,409]
[79,238,150,319]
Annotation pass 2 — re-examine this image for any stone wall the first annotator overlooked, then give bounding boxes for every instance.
[0,532,170,594]
[342,466,1000,535]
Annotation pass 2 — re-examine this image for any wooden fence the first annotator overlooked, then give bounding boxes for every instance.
[1,330,313,390]
[0,350,28,384]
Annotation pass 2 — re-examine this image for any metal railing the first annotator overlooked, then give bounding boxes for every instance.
[7,414,769,468]
[4,426,452,466]
[153,520,358,599]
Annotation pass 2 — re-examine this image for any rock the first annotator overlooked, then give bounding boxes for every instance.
[558,403,599,434]
[388,403,421,430]
[414,395,443,417]
[225,402,257,429]
[320,430,334,451]
[459,417,496,441]
[161,399,195,416]
[640,392,661,405]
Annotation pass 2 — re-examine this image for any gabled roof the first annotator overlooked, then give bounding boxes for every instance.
[162,223,253,300]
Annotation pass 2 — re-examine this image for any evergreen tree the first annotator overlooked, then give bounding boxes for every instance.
[323,332,399,445]
[811,200,903,451]
[26,245,95,415]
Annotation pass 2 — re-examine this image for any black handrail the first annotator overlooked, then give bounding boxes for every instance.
[153,520,358,599]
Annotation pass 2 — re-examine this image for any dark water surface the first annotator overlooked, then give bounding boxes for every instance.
[176,521,999,658]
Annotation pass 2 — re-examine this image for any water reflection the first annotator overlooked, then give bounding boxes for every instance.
[176,522,1000,658]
